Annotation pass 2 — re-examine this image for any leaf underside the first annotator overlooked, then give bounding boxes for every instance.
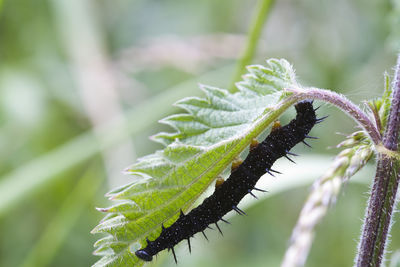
[91,59,302,267]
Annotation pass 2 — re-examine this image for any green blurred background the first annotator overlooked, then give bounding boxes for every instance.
[0,0,399,266]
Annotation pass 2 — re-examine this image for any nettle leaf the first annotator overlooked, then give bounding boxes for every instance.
[91,58,303,267]
[367,72,392,135]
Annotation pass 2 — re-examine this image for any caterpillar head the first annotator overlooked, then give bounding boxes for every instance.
[135,250,153,261]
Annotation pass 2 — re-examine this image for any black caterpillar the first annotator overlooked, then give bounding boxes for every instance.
[136,100,324,263]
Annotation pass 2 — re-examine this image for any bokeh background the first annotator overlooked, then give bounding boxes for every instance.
[0,0,400,266]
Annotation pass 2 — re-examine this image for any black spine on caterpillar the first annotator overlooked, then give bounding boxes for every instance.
[135,100,319,263]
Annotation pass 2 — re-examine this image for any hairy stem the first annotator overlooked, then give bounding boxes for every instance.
[286,87,381,145]
[356,54,400,267]
[383,59,400,151]
[230,0,275,91]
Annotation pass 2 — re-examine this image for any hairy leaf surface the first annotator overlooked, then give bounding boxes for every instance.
[92,59,303,266]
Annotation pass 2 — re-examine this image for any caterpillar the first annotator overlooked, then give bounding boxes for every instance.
[135,100,324,263]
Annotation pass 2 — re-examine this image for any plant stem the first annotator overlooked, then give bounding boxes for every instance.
[286,87,382,145]
[229,0,275,92]
[355,54,400,267]
[282,142,373,267]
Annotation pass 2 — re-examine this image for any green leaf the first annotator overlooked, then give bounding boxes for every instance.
[367,72,392,134]
[92,58,303,267]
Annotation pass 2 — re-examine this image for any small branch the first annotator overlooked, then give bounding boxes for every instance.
[286,87,382,145]
[230,0,275,91]
[356,54,400,267]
